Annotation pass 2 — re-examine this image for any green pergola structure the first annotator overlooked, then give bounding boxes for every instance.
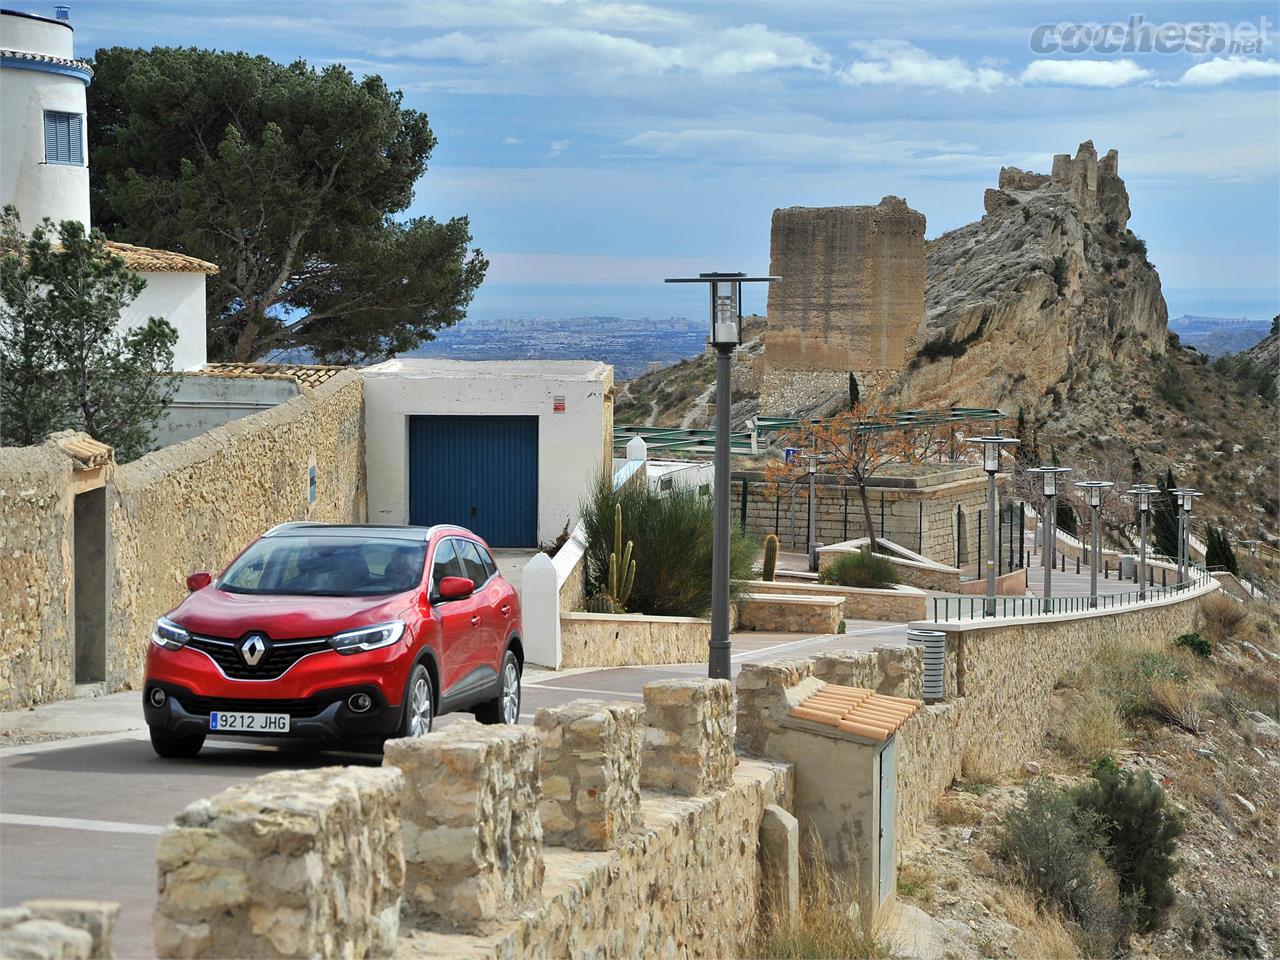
[614,407,1007,454]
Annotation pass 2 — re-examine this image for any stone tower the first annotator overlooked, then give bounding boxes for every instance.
[760,196,926,414]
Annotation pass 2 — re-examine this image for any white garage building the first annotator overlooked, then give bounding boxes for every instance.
[361,359,614,548]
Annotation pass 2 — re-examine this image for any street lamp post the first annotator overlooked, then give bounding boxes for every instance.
[665,271,778,680]
[801,453,830,573]
[1171,488,1201,585]
[1074,480,1114,608]
[1027,466,1071,613]
[967,436,1018,615]
[1240,539,1261,597]
[1127,485,1159,601]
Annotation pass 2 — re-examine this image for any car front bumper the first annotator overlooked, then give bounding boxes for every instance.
[143,680,403,740]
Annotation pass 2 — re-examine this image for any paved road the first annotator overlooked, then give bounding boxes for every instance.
[0,621,906,958]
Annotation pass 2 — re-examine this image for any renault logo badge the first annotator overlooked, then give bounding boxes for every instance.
[240,634,268,667]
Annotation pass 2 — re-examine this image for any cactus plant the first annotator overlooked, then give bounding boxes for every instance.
[762,533,780,581]
[608,502,636,609]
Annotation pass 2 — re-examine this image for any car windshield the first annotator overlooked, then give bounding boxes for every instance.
[218,536,427,597]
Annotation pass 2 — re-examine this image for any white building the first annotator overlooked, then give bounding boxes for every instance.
[1,5,213,369]
[362,359,614,548]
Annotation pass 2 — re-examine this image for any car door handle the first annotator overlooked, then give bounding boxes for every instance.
[470,615,481,626]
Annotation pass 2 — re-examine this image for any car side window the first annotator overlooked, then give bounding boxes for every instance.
[456,539,489,586]
[430,539,465,592]
[474,543,498,581]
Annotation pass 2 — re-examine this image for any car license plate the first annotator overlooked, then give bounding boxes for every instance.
[209,711,290,733]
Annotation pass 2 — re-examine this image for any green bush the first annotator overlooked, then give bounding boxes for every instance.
[1174,632,1212,658]
[818,551,899,590]
[580,475,757,618]
[1000,780,1113,927]
[1073,765,1183,932]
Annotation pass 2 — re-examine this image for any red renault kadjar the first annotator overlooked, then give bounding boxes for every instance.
[143,523,523,758]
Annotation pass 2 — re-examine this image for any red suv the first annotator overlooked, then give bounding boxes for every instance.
[143,523,523,758]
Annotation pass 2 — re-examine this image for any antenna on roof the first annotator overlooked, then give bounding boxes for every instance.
[54,5,71,20]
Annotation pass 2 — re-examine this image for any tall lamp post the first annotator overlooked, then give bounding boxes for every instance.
[967,436,1018,615]
[665,271,778,680]
[1127,485,1159,600]
[801,453,831,573]
[1074,480,1114,608]
[1027,466,1071,613]
[1171,488,1201,585]
[1240,539,1261,598]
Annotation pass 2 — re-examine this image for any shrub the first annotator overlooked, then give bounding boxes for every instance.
[580,475,756,618]
[1174,632,1212,658]
[1093,643,1186,719]
[1073,765,1183,932]
[1060,690,1126,762]
[818,551,899,590]
[1148,678,1204,734]
[1000,781,1112,926]
[1214,917,1263,958]
[754,850,891,959]
[1201,593,1247,642]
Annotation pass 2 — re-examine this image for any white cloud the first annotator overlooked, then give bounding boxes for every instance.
[549,139,571,156]
[1021,59,1152,87]
[1173,57,1280,87]
[839,40,1008,93]
[382,23,828,80]
[502,137,524,145]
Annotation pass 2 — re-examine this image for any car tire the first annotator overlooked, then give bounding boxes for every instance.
[476,650,521,725]
[149,727,205,759]
[399,664,434,737]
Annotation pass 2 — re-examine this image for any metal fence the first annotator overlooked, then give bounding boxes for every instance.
[929,570,1214,623]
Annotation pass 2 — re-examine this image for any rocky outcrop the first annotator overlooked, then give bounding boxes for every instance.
[894,141,1168,417]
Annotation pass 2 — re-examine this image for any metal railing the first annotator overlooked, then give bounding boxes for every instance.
[929,570,1214,623]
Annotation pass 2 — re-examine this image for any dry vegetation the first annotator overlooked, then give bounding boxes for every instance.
[893,594,1280,960]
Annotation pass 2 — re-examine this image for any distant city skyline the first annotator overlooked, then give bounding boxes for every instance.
[65,1,1280,326]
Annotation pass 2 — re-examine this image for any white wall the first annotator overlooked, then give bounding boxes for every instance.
[0,12,91,230]
[361,359,613,544]
[122,272,208,370]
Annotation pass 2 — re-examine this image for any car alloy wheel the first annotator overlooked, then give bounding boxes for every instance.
[501,658,521,724]
[409,674,432,736]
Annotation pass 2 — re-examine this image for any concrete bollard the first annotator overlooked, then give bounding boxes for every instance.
[153,766,404,959]
[534,699,641,850]
[641,678,735,795]
[383,720,543,928]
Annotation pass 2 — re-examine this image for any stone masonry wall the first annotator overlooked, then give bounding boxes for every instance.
[154,766,404,959]
[109,371,365,691]
[732,470,989,566]
[0,441,76,708]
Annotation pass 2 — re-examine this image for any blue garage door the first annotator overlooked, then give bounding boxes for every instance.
[408,416,538,547]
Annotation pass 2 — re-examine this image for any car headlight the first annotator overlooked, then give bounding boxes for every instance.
[329,621,406,655]
[151,616,190,651]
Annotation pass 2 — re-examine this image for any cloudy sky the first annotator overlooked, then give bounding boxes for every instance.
[68,0,1279,322]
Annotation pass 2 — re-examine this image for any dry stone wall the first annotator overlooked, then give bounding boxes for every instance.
[0,441,76,708]
[109,372,365,691]
[641,678,735,796]
[153,765,404,959]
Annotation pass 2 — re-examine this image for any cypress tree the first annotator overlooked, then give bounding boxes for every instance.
[1153,469,1180,558]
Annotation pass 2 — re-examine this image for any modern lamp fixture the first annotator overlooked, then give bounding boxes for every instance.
[1027,466,1071,612]
[1170,488,1202,585]
[1126,484,1160,600]
[966,436,1018,615]
[664,271,778,679]
[1240,539,1261,598]
[1074,480,1114,608]
[800,452,832,573]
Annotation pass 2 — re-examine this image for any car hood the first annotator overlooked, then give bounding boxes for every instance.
[168,587,415,640]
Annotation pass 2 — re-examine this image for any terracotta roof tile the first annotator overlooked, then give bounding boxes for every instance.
[789,683,922,741]
[54,433,113,469]
[194,363,348,388]
[104,241,218,275]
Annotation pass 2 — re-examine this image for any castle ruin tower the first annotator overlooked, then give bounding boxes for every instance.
[760,196,925,414]
[0,6,93,231]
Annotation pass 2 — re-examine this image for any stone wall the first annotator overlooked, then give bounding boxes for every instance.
[743,580,928,623]
[732,466,989,566]
[761,197,926,414]
[0,441,76,708]
[559,610,711,668]
[109,371,365,691]
[154,765,404,959]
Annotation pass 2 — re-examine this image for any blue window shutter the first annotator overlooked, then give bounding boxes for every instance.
[69,113,82,164]
[44,112,59,162]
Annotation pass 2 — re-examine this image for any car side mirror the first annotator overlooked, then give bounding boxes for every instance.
[186,571,212,592]
[437,576,475,601]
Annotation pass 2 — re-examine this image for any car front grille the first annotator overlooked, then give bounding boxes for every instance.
[176,692,333,719]
[187,635,332,680]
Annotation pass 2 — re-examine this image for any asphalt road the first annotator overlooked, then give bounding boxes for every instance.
[0,622,906,959]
